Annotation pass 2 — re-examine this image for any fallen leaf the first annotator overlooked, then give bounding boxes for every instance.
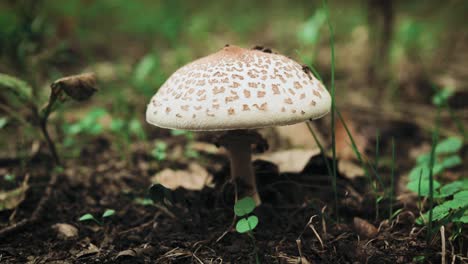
[76,243,99,258]
[151,163,212,190]
[335,113,368,161]
[338,160,365,179]
[274,123,322,149]
[255,149,320,173]
[353,217,378,239]
[52,223,79,240]
[189,141,221,155]
[0,174,29,211]
[116,249,137,258]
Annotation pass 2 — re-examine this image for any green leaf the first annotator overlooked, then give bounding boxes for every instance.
[0,73,33,102]
[151,141,168,161]
[453,210,468,223]
[134,197,154,206]
[102,209,115,218]
[439,155,462,169]
[432,88,454,107]
[297,8,326,45]
[236,215,259,233]
[408,166,430,181]
[234,197,256,217]
[110,118,125,132]
[79,213,96,222]
[408,164,444,182]
[129,118,146,140]
[0,117,7,129]
[171,129,187,136]
[416,153,430,165]
[416,204,450,224]
[435,137,463,154]
[407,179,440,197]
[454,215,468,223]
[3,174,15,182]
[133,54,157,85]
[439,181,463,197]
[454,190,468,200]
[441,199,468,210]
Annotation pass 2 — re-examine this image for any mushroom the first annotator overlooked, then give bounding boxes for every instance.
[146,45,331,205]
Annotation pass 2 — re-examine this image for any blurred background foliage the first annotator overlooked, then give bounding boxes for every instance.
[0,0,467,156]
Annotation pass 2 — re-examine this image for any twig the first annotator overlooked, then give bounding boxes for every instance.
[308,216,325,250]
[321,206,327,236]
[440,225,446,264]
[296,239,304,263]
[0,171,59,239]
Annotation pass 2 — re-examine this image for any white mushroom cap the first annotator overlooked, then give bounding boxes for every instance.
[146,45,331,131]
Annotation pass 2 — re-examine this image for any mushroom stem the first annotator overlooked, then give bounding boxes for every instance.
[224,138,261,205]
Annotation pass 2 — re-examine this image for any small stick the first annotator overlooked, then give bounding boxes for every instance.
[440,225,446,264]
[296,239,304,263]
[308,217,325,250]
[321,205,327,236]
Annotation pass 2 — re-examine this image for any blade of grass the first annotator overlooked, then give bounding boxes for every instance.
[306,121,333,182]
[426,106,440,246]
[389,138,396,219]
[336,110,375,191]
[322,0,338,222]
[375,130,380,169]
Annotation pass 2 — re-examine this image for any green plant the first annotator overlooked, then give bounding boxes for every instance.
[297,8,327,64]
[79,209,116,225]
[0,72,97,165]
[321,0,339,222]
[234,197,260,263]
[132,52,166,98]
[151,141,168,161]
[170,129,200,159]
[407,137,463,191]
[3,174,15,182]
[432,86,466,140]
[406,135,466,249]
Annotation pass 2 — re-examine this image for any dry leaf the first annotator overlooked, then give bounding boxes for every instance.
[52,223,78,240]
[338,160,365,179]
[255,149,320,173]
[335,113,367,161]
[353,217,378,239]
[151,163,212,190]
[274,123,322,149]
[51,73,97,101]
[0,174,29,211]
[76,243,99,258]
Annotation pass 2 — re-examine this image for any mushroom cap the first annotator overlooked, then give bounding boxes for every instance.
[146,45,331,131]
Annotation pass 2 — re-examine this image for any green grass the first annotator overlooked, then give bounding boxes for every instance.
[389,138,396,219]
[322,0,339,222]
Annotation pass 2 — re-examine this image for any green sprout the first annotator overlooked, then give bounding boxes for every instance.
[151,141,168,161]
[3,174,15,182]
[234,197,260,263]
[79,209,116,225]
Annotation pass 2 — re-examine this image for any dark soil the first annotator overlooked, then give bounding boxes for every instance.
[0,134,444,264]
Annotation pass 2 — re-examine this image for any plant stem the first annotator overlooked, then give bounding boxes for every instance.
[426,106,440,246]
[389,138,395,219]
[322,0,338,223]
[248,231,260,264]
[39,117,60,165]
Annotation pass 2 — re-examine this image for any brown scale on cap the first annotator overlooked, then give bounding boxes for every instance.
[147,45,331,131]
